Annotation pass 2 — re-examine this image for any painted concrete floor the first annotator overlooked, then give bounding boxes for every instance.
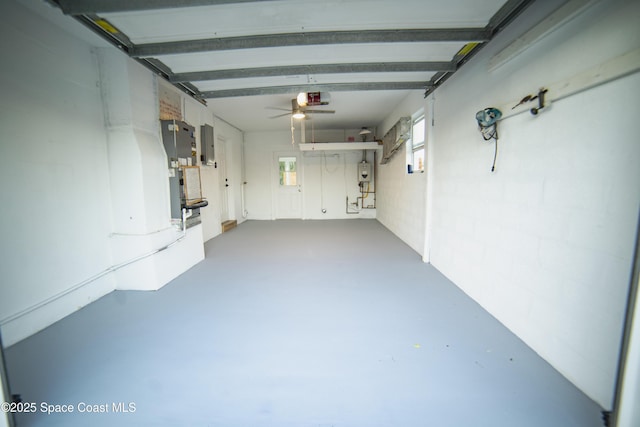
[5,219,603,427]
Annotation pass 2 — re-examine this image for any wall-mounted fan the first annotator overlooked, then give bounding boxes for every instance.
[267,99,335,119]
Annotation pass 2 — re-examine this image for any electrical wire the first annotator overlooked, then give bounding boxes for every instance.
[320,152,325,211]
[344,154,360,213]
[311,113,315,143]
[480,123,499,172]
[343,154,348,196]
[110,226,173,237]
[323,152,339,173]
[491,131,499,172]
[480,123,498,140]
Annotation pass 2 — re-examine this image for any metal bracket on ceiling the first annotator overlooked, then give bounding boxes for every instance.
[423,0,537,99]
[49,0,536,104]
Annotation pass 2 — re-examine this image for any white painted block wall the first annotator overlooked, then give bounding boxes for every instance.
[425,0,640,408]
[376,91,428,257]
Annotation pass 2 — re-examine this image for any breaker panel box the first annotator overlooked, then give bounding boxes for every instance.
[161,120,206,227]
[201,124,215,166]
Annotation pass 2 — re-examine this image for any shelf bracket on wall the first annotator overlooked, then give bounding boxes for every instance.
[495,48,640,122]
[530,88,548,115]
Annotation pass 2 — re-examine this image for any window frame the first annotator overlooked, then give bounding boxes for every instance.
[407,114,426,173]
[278,156,297,186]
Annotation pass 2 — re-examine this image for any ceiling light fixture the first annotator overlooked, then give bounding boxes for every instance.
[359,127,372,141]
[292,109,306,119]
[296,92,308,107]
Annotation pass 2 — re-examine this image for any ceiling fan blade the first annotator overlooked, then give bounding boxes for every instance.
[269,112,291,119]
[306,109,335,114]
[265,106,291,112]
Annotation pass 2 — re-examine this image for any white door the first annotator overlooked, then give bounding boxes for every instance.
[218,136,231,222]
[274,153,302,218]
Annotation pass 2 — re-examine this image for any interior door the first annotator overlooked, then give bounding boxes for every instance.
[218,136,230,222]
[274,153,302,219]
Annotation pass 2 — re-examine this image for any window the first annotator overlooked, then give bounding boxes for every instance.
[279,157,297,186]
[408,115,425,173]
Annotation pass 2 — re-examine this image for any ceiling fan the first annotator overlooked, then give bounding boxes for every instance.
[267,99,335,120]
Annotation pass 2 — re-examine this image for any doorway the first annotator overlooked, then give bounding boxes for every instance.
[273,153,303,219]
[218,136,231,222]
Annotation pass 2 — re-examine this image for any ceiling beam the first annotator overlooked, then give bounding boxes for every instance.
[53,0,535,104]
[423,0,535,98]
[131,28,491,57]
[54,0,279,15]
[73,14,134,50]
[201,82,432,98]
[170,62,455,83]
[487,0,536,34]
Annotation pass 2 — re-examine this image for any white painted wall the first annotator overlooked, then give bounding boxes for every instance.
[0,0,241,345]
[376,91,428,257]
[0,333,11,427]
[182,91,246,241]
[225,128,246,225]
[0,371,8,427]
[0,1,115,346]
[616,259,640,427]
[184,94,220,241]
[97,50,205,292]
[0,390,8,427]
[244,131,377,220]
[303,149,377,219]
[424,0,640,408]
[99,49,171,234]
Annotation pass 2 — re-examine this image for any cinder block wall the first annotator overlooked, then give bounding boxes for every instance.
[427,0,640,408]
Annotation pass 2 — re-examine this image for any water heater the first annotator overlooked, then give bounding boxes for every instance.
[358,161,371,182]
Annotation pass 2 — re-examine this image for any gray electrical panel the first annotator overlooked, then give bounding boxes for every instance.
[201,124,215,165]
[161,120,207,227]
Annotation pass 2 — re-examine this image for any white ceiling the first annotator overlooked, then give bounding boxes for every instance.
[41,0,535,132]
[100,0,500,42]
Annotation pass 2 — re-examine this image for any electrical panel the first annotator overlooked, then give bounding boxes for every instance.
[161,120,207,227]
[358,161,371,182]
[161,120,197,167]
[201,124,215,165]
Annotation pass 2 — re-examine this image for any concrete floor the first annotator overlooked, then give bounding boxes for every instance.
[5,219,603,426]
